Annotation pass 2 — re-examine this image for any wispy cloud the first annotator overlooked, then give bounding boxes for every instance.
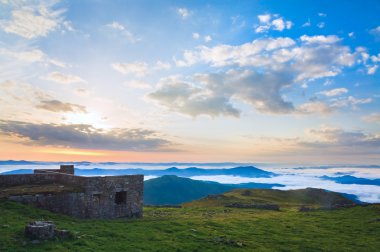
[104,21,140,43]
[112,62,148,77]
[318,88,348,97]
[43,71,86,84]
[177,8,191,20]
[36,99,87,113]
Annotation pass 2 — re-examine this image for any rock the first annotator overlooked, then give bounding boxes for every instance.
[54,229,71,239]
[25,221,55,240]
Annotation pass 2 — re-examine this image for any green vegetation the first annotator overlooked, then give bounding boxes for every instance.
[1,193,379,251]
[184,188,354,208]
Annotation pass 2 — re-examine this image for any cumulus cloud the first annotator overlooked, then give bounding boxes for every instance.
[43,71,86,84]
[163,34,368,117]
[0,1,65,39]
[149,70,298,116]
[204,35,212,42]
[36,100,87,113]
[112,62,148,77]
[255,14,292,33]
[0,120,173,151]
[367,65,378,75]
[300,35,340,44]
[369,26,380,38]
[177,8,191,19]
[175,36,354,83]
[318,88,348,97]
[148,76,240,117]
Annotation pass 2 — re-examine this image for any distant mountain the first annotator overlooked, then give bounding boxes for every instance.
[144,175,284,205]
[0,169,33,175]
[73,165,275,178]
[321,175,380,186]
[0,160,38,165]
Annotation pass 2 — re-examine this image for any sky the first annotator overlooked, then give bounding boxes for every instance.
[0,0,379,164]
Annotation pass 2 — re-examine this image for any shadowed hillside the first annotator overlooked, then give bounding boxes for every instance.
[143,175,284,205]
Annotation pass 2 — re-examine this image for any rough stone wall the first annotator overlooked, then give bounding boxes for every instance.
[1,173,144,219]
[82,175,144,218]
[0,173,86,188]
[8,193,87,218]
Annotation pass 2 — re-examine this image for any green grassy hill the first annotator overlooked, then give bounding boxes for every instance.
[1,196,380,251]
[184,188,354,208]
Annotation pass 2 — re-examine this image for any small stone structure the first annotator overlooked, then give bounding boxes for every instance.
[25,221,55,240]
[25,221,71,240]
[0,165,144,219]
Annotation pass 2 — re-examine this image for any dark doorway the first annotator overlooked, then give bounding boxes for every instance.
[115,191,127,205]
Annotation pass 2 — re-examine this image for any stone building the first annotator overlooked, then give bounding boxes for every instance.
[0,165,144,219]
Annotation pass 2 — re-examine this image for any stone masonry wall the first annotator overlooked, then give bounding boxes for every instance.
[0,172,144,219]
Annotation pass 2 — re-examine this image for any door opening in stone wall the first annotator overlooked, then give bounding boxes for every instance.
[115,191,127,205]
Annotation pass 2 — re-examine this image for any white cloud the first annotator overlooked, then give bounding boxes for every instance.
[318,13,327,17]
[176,35,355,83]
[192,32,200,39]
[112,62,148,77]
[369,26,380,37]
[204,35,212,42]
[257,14,271,23]
[105,21,139,43]
[177,8,191,19]
[317,22,325,29]
[302,19,311,27]
[0,2,65,39]
[255,14,292,33]
[371,54,380,63]
[106,21,125,31]
[191,174,380,203]
[43,71,86,84]
[367,65,378,75]
[348,32,354,38]
[148,75,240,117]
[300,35,341,44]
[319,88,348,97]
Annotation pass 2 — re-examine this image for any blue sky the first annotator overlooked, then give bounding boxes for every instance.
[0,0,379,163]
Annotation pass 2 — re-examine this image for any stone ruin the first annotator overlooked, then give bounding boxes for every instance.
[0,165,144,219]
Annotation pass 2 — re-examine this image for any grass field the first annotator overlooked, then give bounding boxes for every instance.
[0,197,379,252]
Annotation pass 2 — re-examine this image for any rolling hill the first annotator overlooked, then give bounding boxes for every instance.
[184,187,355,208]
[143,175,284,205]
